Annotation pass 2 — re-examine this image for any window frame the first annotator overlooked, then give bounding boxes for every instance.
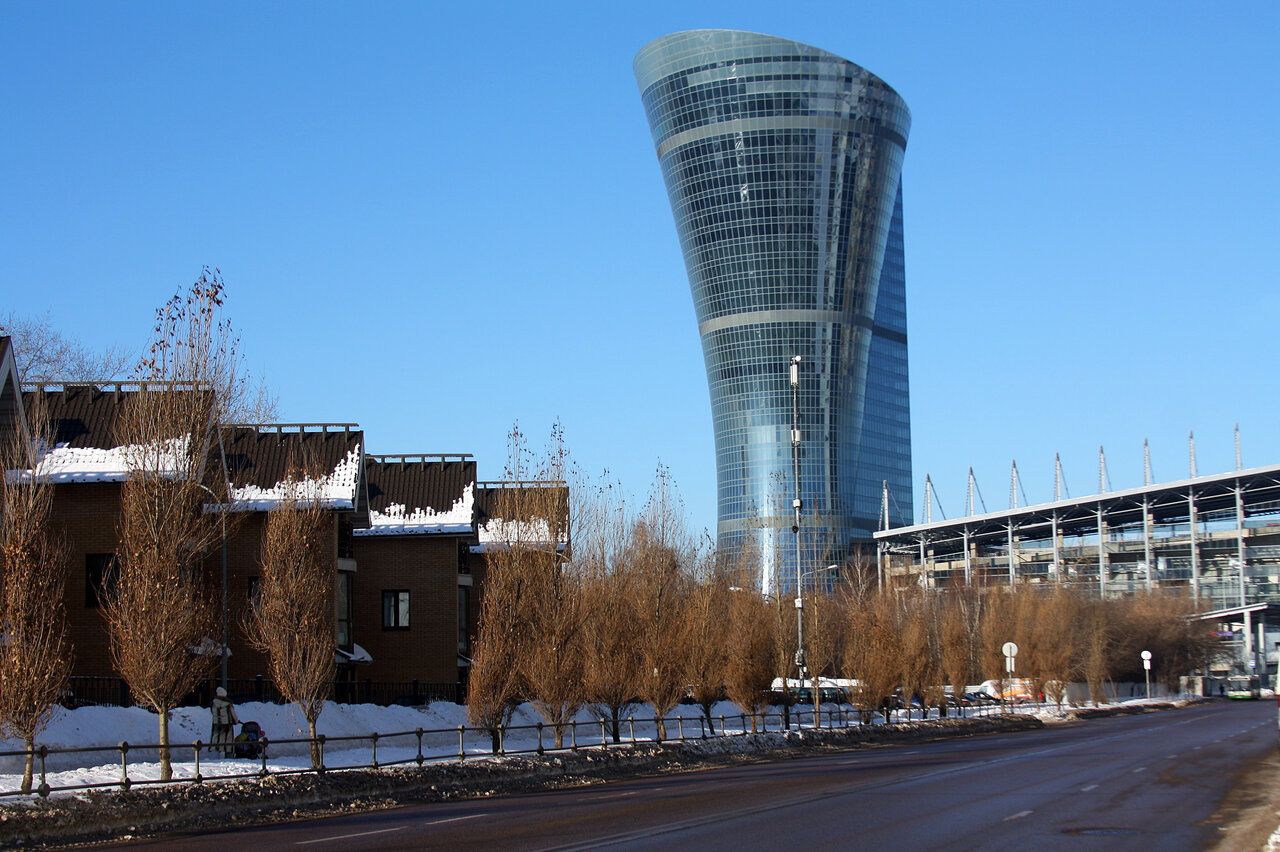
[382,589,410,631]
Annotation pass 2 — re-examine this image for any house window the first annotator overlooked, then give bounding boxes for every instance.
[85,554,117,608]
[335,572,353,648]
[382,590,410,630]
[457,586,470,655]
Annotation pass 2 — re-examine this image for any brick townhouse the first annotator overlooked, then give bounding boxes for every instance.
[0,335,567,706]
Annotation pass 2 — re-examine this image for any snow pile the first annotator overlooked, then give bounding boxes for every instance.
[354,483,475,536]
[10,436,192,483]
[222,446,362,511]
[471,517,564,552]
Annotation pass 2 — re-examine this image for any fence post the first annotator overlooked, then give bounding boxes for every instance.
[599,718,607,748]
[455,726,463,762]
[260,738,269,777]
[119,741,130,791]
[677,716,684,741]
[719,715,725,738]
[371,732,380,769]
[740,714,747,736]
[193,739,202,784]
[571,720,578,751]
[316,733,325,774]
[699,717,706,740]
[627,715,635,744]
[417,728,426,766]
[37,745,49,798]
[536,723,544,755]
[498,724,506,756]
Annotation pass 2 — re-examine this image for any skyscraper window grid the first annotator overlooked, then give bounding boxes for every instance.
[635,30,914,593]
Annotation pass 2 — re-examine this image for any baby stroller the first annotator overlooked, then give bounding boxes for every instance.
[234,721,267,758]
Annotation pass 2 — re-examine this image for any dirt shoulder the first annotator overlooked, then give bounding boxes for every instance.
[1209,719,1280,851]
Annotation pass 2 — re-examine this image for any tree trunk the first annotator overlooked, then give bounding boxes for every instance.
[21,735,34,795]
[610,706,621,744]
[701,701,714,732]
[307,716,321,769]
[490,727,501,754]
[655,716,667,742]
[553,724,564,750]
[158,710,172,782]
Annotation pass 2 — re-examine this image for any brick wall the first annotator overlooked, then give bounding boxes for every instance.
[52,482,122,677]
[350,534,463,685]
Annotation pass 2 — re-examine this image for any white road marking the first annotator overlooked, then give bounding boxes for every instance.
[588,791,639,801]
[1193,746,1202,750]
[1166,754,1177,759]
[1081,784,1098,792]
[297,827,406,845]
[424,814,486,827]
[1003,810,1034,822]
[1132,767,1146,774]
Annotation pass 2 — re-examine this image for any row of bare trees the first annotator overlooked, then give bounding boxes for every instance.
[470,446,1223,746]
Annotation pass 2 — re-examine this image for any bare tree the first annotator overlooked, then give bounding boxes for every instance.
[0,312,133,383]
[629,465,693,740]
[1034,588,1079,710]
[103,273,235,780]
[3,298,278,422]
[683,560,730,730]
[244,474,334,769]
[723,544,775,731]
[466,553,528,753]
[581,569,640,742]
[0,398,72,793]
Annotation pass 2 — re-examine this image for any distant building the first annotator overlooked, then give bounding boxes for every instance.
[634,30,913,592]
[874,458,1280,684]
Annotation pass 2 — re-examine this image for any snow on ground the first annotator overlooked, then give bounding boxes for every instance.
[0,695,1181,799]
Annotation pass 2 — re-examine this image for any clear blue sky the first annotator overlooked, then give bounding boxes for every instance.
[3,2,1277,535]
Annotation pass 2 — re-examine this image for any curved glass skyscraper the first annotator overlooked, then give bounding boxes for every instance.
[634,30,914,592]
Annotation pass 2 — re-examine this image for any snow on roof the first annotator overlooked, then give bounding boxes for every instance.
[353,483,475,537]
[9,435,192,483]
[218,446,362,512]
[468,516,566,553]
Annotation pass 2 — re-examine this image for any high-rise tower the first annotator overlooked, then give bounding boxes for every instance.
[634,30,913,592]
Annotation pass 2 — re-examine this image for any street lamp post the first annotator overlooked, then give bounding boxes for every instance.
[789,356,805,694]
[797,564,839,728]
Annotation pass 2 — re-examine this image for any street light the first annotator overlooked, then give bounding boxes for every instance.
[789,356,804,684]
[797,564,839,727]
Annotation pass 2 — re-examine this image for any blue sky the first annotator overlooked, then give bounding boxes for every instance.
[2,2,1277,535]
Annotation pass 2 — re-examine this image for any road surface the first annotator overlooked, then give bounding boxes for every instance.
[125,700,1276,850]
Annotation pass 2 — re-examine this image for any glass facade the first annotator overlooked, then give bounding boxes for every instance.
[634,30,914,592]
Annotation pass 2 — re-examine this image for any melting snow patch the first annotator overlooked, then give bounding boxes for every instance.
[354,484,475,536]
[218,447,361,511]
[8,436,193,483]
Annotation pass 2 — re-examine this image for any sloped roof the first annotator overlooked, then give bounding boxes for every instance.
[219,424,363,510]
[0,337,29,455]
[356,454,476,536]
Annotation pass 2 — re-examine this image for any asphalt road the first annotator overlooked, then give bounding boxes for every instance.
[128,700,1276,851]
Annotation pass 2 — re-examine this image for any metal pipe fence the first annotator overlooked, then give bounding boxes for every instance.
[0,705,899,799]
[1,694,1172,799]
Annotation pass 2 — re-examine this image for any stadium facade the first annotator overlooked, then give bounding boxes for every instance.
[634,30,914,592]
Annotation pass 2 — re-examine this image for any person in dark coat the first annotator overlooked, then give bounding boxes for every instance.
[210,686,239,757]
